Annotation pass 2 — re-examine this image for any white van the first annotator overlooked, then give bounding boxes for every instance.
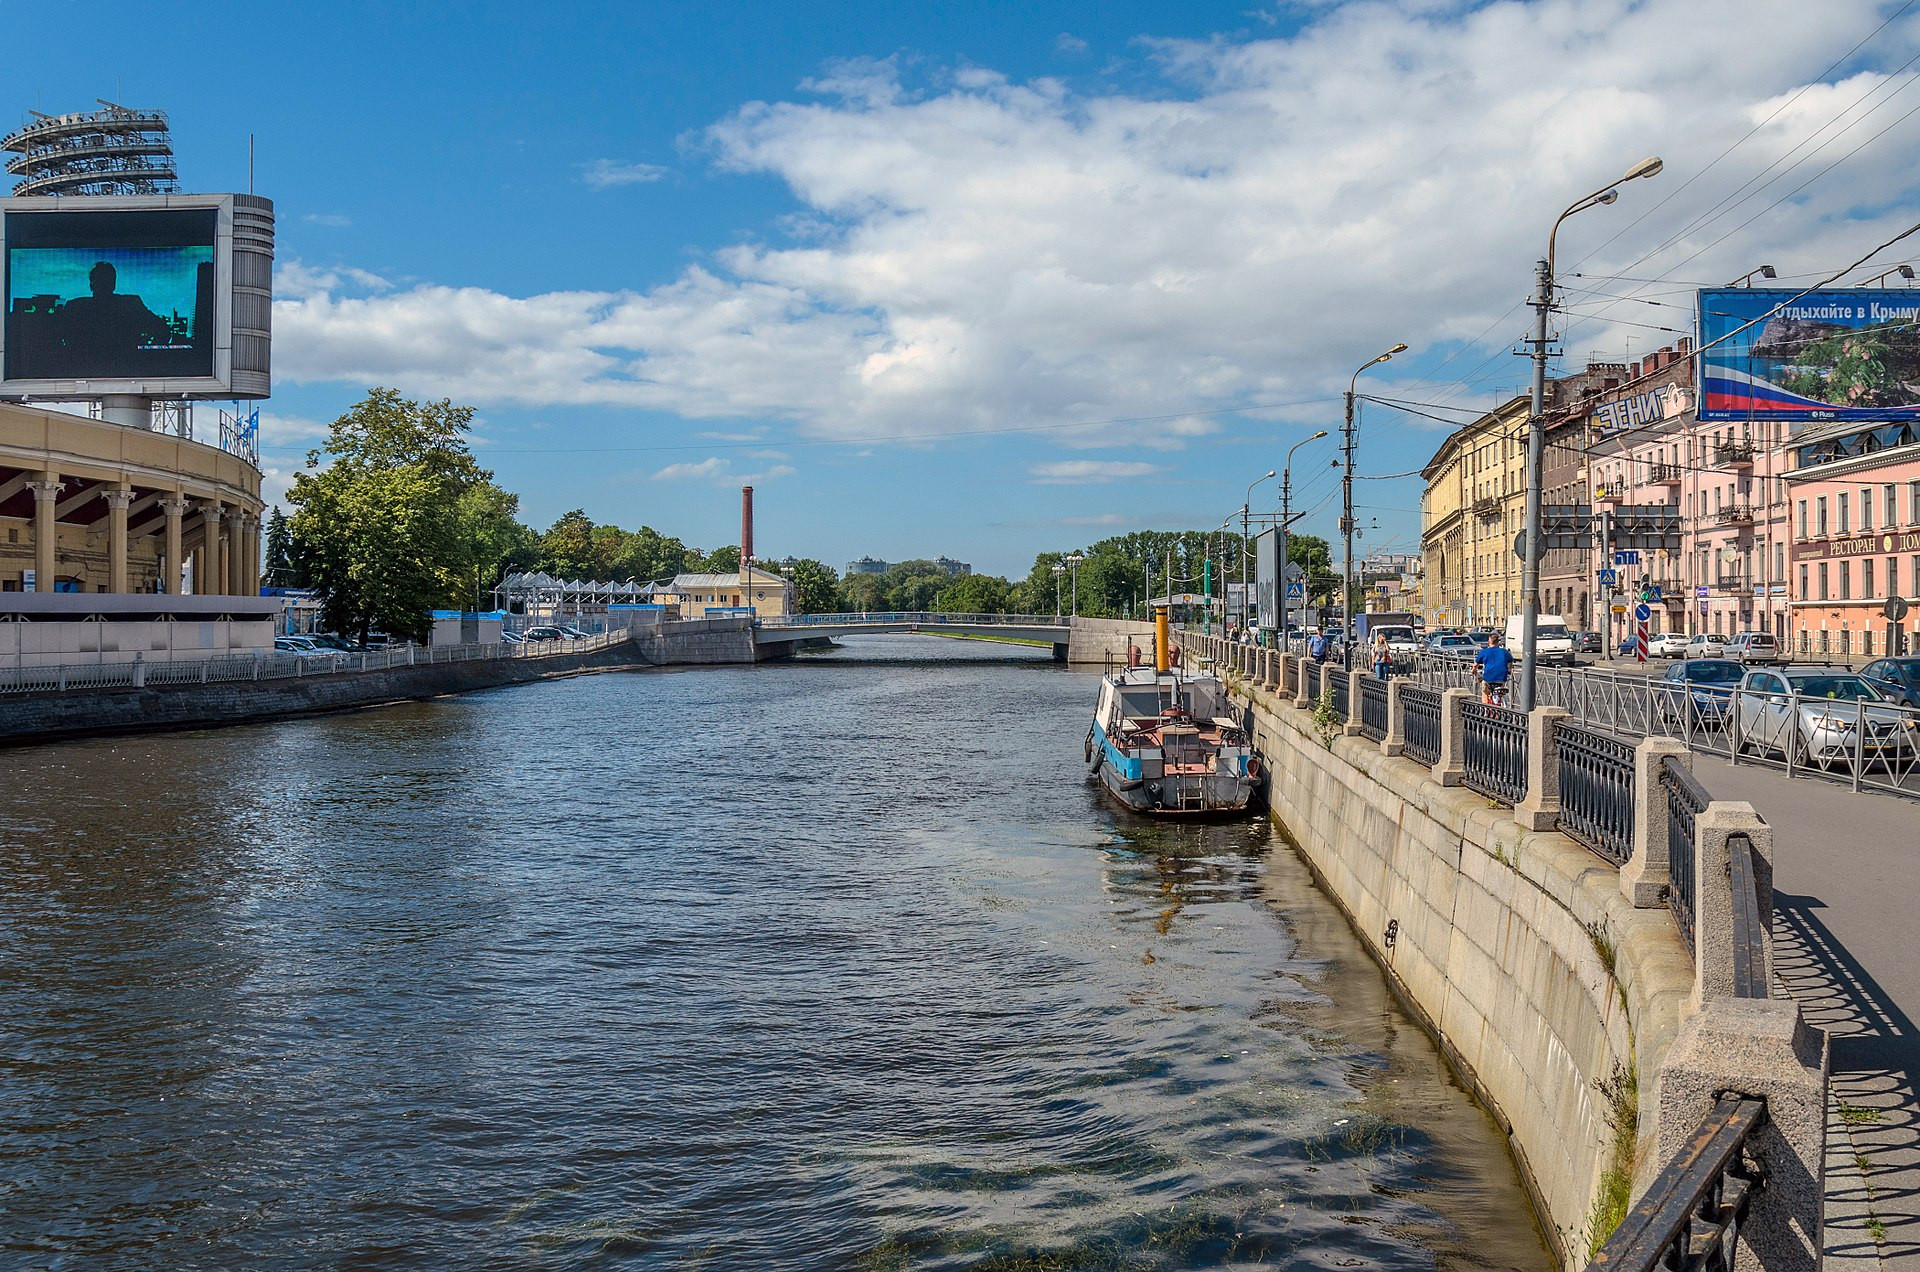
[1504,613,1576,666]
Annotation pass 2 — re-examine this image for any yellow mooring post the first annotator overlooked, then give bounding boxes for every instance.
[1154,606,1170,673]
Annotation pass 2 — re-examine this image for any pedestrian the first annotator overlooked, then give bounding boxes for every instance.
[1474,630,1514,706]
[1371,631,1392,681]
[1309,629,1330,664]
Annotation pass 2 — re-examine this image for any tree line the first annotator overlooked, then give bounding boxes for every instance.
[263,389,1352,642]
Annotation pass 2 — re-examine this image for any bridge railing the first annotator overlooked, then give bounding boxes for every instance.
[757,612,1063,628]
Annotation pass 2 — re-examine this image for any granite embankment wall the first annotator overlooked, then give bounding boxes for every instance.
[1064,616,1155,665]
[1232,673,1695,1264]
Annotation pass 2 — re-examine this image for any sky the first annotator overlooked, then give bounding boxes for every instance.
[10,0,1920,578]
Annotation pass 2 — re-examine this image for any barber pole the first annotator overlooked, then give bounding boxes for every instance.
[1636,622,1648,663]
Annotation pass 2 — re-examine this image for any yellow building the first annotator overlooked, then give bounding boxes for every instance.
[669,566,794,618]
[0,400,263,595]
[1420,394,1531,629]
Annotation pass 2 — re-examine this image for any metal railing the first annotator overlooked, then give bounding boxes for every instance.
[1461,700,1529,804]
[1729,832,1768,1000]
[1359,676,1389,742]
[1587,1097,1765,1270]
[758,611,1062,628]
[0,629,632,696]
[1284,656,1300,695]
[1663,756,1708,956]
[1402,685,1442,766]
[1329,668,1350,719]
[1556,722,1636,866]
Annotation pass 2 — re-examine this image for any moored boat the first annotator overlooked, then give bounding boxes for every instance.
[1083,609,1259,815]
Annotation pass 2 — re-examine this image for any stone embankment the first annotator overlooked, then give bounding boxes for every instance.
[1186,636,1825,1270]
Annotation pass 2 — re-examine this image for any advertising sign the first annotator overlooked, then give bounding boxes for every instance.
[3,208,216,381]
[1255,529,1280,629]
[1699,287,1920,422]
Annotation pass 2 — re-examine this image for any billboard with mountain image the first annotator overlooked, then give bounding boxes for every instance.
[1698,287,1920,422]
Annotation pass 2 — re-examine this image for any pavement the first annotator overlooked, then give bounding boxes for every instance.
[1693,755,1920,1266]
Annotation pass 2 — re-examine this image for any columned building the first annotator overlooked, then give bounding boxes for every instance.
[0,400,263,595]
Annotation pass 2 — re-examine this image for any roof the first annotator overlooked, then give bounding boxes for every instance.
[671,567,792,589]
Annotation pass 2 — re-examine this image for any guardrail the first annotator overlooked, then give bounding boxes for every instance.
[758,612,1063,628]
[1402,685,1442,766]
[1663,756,1708,957]
[1590,1097,1766,1269]
[1358,676,1389,742]
[0,629,631,696]
[1461,700,1529,803]
[1556,722,1636,866]
[1329,667,1350,719]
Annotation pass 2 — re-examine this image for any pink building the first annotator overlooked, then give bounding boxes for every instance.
[1784,418,1920,658]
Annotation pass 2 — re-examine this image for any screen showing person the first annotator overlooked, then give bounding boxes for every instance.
[3,209,218,382]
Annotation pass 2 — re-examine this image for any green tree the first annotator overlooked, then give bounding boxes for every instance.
[453,483,539,607]
[261,505,300,588]
[935,573,1011,613]
[540,509,600,578]
[840,572,890,613]
[287,389,489,644]
[692,544,742,574]
[784,558,839,614]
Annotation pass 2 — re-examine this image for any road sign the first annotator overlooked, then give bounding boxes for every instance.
[1597,568,1617,586]
[1647,584,1663,603]
[1634,603,1651,622]
[1886,596,1911,622]
[1636,620,1648,663]
[1286,581,1305,600]
[1611,603,1627,614]
[1695,586,1709,598]
[1614,550,1640,565]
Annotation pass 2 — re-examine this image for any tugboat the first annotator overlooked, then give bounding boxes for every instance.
[1084,606,1259,815]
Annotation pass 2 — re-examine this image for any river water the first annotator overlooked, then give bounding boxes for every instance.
[0,635,1549,1269]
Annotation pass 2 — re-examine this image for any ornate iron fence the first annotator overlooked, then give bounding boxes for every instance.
[1329,668,1350,719]
[1556,722,1636,866]
[1359,676,1389,741]
[1402,686,1442,766]
[1461,700,1529,804]
[1662,755,1708,956]
[1284,656,1299,694]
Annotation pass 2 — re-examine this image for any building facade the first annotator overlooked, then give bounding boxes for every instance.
[1784,418,1920,658]
[0,400,263,595]
[1420,394,1531,630]
[669,567,795,618]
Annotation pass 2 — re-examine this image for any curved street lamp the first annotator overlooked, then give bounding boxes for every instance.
[1518,156,1662,710]
[1281,431,1328,639]
[1342,344,1409,667]
[1064,552,1084,619]
[1241,469,1277,634]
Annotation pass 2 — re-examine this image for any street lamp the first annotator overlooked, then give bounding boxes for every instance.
[1727,264,1776,288]
[1519,155,1663,710]
[1051,561,1065,618]
[1065,552,1084,618]
[1280,432,1327,641]
[1342,343,1409,668]
[1862,264,1916,287]
[1242,469,1276,635]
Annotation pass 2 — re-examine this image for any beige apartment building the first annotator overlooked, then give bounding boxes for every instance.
[0,400,264,595]
[1420,394,1531,629]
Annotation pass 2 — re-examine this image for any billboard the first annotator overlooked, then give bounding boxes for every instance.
[1255,528,1279,629]
[0,194,273,400]
[1699,287,1920,422]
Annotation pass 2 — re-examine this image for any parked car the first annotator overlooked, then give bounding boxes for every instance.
[522,626,566,642]
[1648,631,1689,658]
[500,630,526,644]
[1573,630,1604,654]
[274,636,330,658]
[555,625,591,640]
[1734,667,1919,769]
[1859,656,1920,706]
[1683,632,1729,660]
[305,633,362,652]
[1723,631,1783,665]
[1655,658,1745,729]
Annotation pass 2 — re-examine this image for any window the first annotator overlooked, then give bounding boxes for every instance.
[1890,557,1901,601]
[1818,496,1829,536]
[1841,561,1852,600]
[1887,484,1899,527]
[1840,492,1850,535]
[1800,563,1810,599]
[1819,563,1830,600]
[1798,499,1808,538]
[1862,488,1874,531]
[1776,544,1785,580]
[1864,558,1875,599]
[1912,480,1920,524]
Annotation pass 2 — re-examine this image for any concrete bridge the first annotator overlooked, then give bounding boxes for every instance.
[752,613,1148,664]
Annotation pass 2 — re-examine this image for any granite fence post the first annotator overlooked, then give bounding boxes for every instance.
[1433,687,1471,787]
[1382,677,1406,757]
[1621,736,1689,908]
[1513,705,1568,830]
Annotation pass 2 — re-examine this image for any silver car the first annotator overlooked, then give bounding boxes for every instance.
[1734,667,1919,769]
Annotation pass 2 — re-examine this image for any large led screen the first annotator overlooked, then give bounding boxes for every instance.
[4,208,218,381]
[1699,287,1920,422]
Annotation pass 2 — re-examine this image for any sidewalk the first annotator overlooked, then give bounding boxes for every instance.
[1701,757,1920,1266]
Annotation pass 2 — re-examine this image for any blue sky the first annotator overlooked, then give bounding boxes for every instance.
[11,0,1920,576]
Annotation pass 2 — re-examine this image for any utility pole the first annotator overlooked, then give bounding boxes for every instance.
[1342,348,1406,668]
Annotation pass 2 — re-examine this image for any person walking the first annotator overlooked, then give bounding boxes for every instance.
[1309,629,1331,665]
[1473,630,1514,705]
[1371,631,1393,681]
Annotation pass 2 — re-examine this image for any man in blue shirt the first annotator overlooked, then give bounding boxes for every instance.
[1309,631,1330,663]
[1474,631,1515,704]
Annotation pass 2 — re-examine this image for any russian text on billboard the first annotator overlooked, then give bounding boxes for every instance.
[1698,287,1920,423]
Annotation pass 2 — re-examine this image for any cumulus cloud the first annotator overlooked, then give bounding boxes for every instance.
[1030,459,1159,483]
[274,0,1920,448]
[580,158,670,189]
[652,455,797,484]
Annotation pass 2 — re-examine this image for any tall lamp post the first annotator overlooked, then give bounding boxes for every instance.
[1519,155,1663,710]
[1342,343,1409,668]
[1280,431,1329,641]
[1065,552,1084,618]
[1052,562,1065,618]
[1242,470,1276,635]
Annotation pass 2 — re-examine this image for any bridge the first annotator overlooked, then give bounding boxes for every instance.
[752,612,1132,662]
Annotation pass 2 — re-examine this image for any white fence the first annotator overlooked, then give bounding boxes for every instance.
[0,629,631,696]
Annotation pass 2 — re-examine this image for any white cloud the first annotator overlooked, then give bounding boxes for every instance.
[301,212,352,228]
[651,455,797,484]
[1055,33,1089,54]
[581,158,670,189]
[1029,459,1159,483]
[276,260,392,300]
[273,0,1920,451]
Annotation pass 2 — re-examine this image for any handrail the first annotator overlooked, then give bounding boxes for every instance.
[1461,700,1529,805]
[1556,722,1636,866]
[1661,756,1709,956]
[1358,675,1389,741]
[758,611,1064,628]
[1402,685,1442,766]
[1729,832,1768,1000]
[1586,1097,1765,1271]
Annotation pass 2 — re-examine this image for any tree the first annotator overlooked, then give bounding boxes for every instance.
[261,506,299,588]
[936,573,1010,614]
[287,389,489,644]
[454,483,539,607]
[840,572,889,613]
[784,559,839,614]
[692,544,741,574]
[540,509,600,578]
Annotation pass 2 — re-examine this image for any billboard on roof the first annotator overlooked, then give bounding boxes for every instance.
[1255,529,1279,629]
[1698,287,1920,422]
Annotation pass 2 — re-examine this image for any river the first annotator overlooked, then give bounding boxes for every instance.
[0,635,1549,1269]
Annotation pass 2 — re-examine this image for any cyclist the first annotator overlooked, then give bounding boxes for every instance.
[1474,630,1514,706]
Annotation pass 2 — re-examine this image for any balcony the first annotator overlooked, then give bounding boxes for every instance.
[1471,496,1501,520]
[1714,575,1751,596]
[1648,461,1683,485]
[1715,505,1756,527]
[1715,441,1756,468]
[1594,484,1626,504]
